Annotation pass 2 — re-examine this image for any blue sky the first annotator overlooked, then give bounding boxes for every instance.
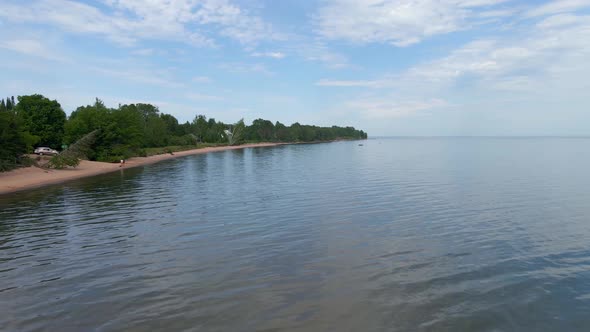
[0,0,589,136]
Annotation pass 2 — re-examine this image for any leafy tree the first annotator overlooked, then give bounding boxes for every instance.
[192,115,208,142]
[161,113,181,136]
[48,130,99,169]
[143,114,167,147]
[0,109,37,171]
[135,103,160,122]
[204,118,226,143]
[64,98,111,144]
[179,121,193,137]
[224,119,245,145]
[247,118,275,141]
[301,125,316,142]
[289,122,302,141]
[118,103,167,147]
[15,94,66,149]
[100,104,144,160]
[275,121,290,141]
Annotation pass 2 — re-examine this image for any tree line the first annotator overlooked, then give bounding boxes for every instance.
[0,94,367,171]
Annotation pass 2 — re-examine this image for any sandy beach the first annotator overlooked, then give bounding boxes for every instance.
[0,142,282,195]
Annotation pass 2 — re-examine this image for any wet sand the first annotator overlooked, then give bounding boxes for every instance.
[0,143,282,195]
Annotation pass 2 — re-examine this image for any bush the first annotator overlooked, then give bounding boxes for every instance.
[47,154,80,169]
[137,149,148,157]
[45,130,99,169]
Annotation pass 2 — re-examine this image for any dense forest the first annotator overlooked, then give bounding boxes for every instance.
[0,94,367,171]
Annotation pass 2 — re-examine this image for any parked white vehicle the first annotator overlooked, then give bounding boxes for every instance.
[34,147,59,156]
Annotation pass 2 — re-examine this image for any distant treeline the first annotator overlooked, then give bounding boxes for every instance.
[0,94,367,171]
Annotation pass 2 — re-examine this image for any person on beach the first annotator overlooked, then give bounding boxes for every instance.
[119,159,125,167]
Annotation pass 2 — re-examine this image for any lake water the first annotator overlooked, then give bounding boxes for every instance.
[1,138,590,331]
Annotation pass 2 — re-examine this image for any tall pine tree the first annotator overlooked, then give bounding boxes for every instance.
[0,99,5,112]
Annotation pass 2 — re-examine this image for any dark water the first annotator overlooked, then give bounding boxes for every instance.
[1,138,590,331]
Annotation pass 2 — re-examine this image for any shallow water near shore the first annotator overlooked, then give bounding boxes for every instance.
[1,138,590,331]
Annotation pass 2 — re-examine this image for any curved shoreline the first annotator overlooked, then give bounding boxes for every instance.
[0,142,283,196]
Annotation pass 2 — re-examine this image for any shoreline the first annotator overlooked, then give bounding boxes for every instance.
[0,142,284,196]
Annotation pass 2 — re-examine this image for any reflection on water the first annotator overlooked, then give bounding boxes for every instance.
[1,138,590,331]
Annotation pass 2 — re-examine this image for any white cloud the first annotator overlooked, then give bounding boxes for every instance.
[218,62,274,75]
[192,76,212,83]
[346,98,448,119]
[324,9,590,91]
[87,65,184,88]
[185,92,223,101]
[0,0,276,48]
[295,41,351,69]
[319,6,590,121]
[487,75,536,91]
[410,12,590,87]
[477,9,516,18]
[0,38,66,61]
[131,48,155,56]
[316,79,389,88]
[315,0,514,46]
[251,51,286,59]
[525,0,590,17]
[536,13,589,28]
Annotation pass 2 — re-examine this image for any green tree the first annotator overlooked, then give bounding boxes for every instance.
[249,118,275,141]
[118,103,166,147]
[301,125,316,141]
[161,113,181,136]
[15,94,66,149]
[102,104,144,159]
[0,109,37,171]
[143,114,167,147]
[275,121,290,141]
[64,98,111,144]
[192,115,208,142]
[6,97,12,110]
[289,122,302,141]
[204,118,226,143]
[224,119,245,145]
[48,130,99,169]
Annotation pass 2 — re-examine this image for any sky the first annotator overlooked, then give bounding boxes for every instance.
[0,0,589,136]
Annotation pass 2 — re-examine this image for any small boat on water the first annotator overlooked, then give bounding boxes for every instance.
[358,144,364,146]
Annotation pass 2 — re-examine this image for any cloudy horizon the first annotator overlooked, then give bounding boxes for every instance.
[1,0,589,136]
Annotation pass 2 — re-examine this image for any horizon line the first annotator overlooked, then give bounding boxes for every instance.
[369,135,590,138]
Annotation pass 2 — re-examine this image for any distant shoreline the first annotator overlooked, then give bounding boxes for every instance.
[0,142,284,196]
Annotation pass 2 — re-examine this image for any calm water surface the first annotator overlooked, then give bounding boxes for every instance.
[1,138,590,331]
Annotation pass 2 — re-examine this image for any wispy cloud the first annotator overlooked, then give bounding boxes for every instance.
[185,92,223,101]
[131,48,155,56]
[218,62,274,75]
[295,41,351,69]
[192,76,212,83]
[251,51,286,59]
[346,98,448,119]
[0,0,277,48]
[0,38,66,61]
[314,0,514,46]
[525,0,590,17]
[318,4,590,122]
[86,65,184,88]
[316,79,390,88]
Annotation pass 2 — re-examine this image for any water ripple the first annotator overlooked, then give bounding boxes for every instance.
[1,138,590,331]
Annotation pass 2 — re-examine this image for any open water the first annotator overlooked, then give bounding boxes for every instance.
[1,138,590,331]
